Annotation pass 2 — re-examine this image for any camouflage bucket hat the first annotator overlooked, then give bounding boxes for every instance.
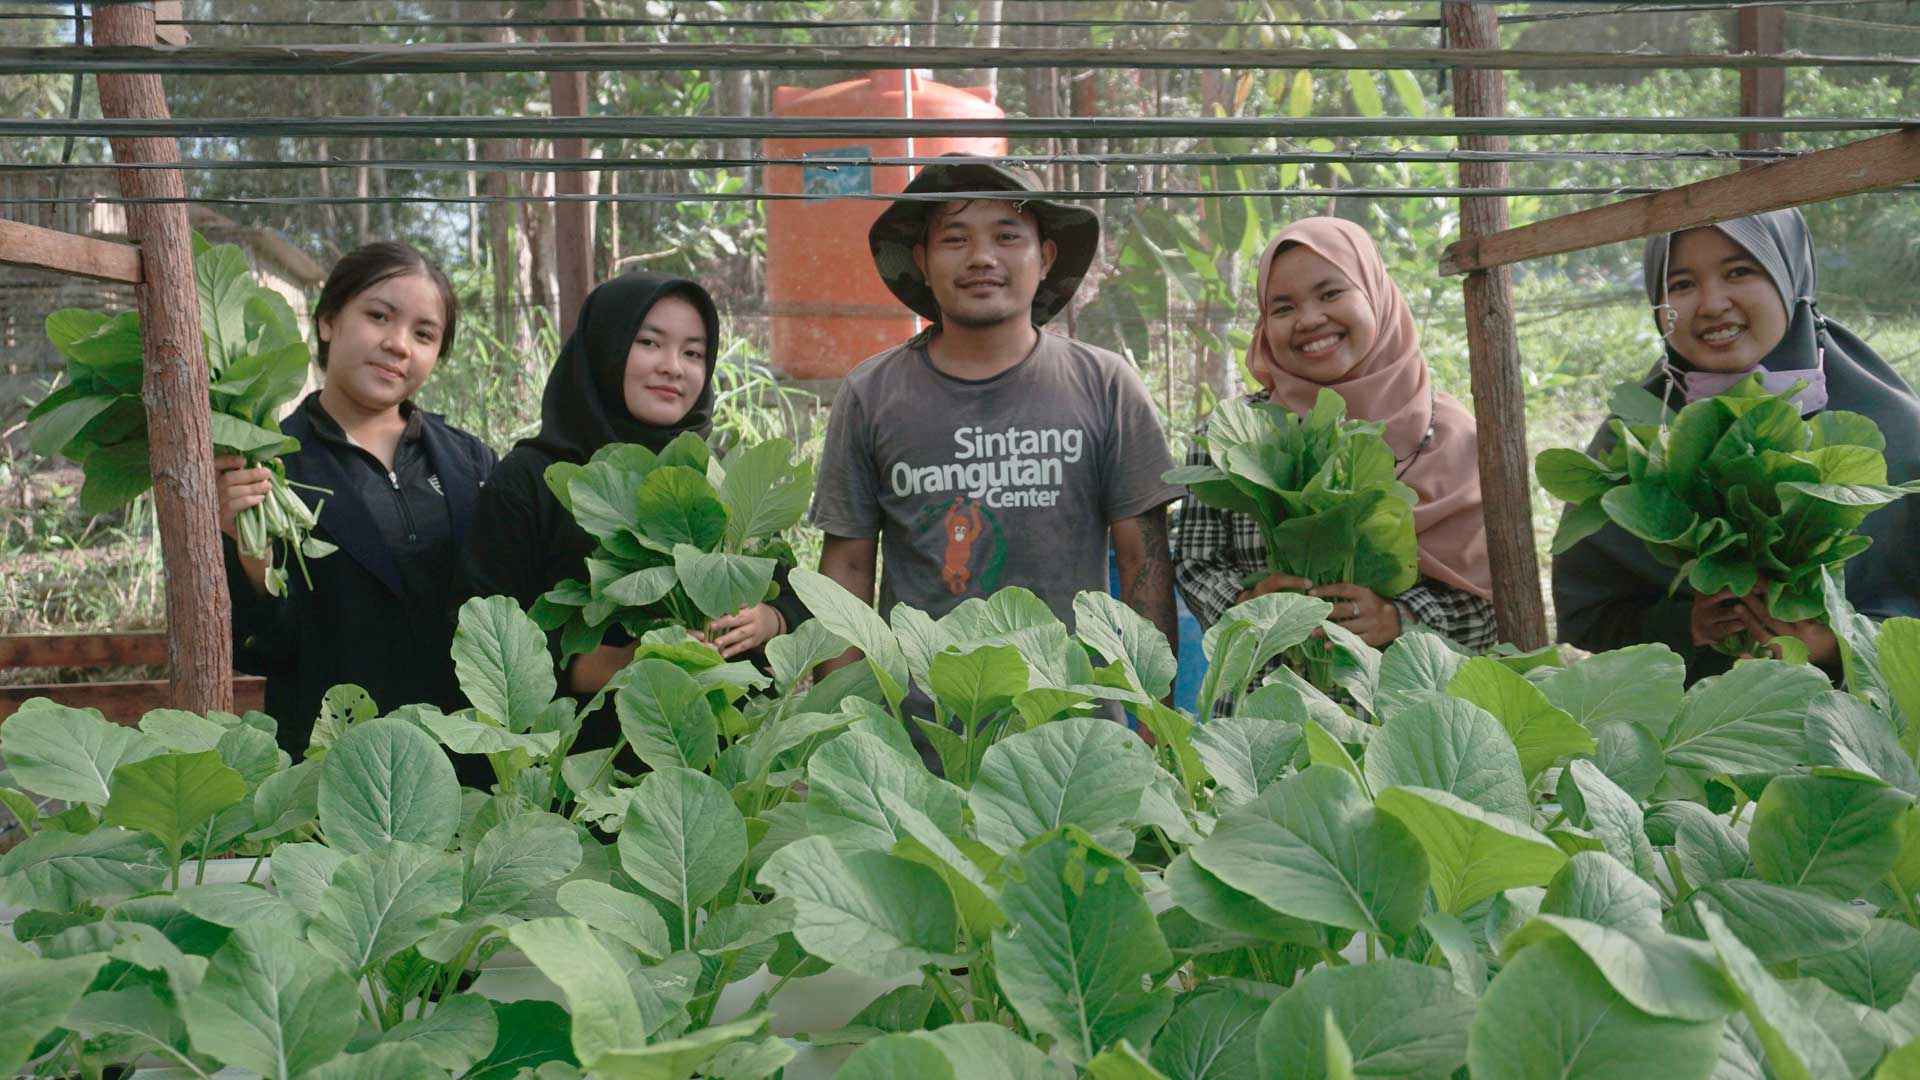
[868,159,1100,327]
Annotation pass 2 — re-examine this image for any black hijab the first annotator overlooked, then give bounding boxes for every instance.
[1554,209,1920,670]
[520,272,721,464]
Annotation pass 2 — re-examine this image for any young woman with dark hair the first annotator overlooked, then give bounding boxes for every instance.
[452,272,810,757]
[215,241,497,757]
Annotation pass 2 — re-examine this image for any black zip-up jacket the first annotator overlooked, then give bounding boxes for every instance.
[226,393,496,756]
[450,443,811,756]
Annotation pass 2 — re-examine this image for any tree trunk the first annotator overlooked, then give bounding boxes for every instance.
[548,0,594,334]
[1445,3,1547,649]
[93,3,233,714]
[479,6,521,352]
[976,0,1002,99]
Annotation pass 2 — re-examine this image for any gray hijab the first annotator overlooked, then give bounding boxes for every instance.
[1553,208,1920,675]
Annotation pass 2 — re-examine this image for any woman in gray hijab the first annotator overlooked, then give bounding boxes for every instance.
[1552,207,1920,680]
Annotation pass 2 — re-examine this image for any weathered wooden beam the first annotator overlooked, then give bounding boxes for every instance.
[2,43,1916,76]
[0,632,168,669]
[0,217,142,283]
[151,2,189,47]
[94,3,232,716]
[1440,127,1920,275]
[0,678,266,727]
[1739,5,1786,162]
[1446,2,1548,651]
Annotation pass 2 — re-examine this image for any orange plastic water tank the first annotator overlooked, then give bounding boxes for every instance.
[765,70,1006,380]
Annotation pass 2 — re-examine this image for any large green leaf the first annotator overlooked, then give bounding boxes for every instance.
[788,567,910,705]
[506,917,646,1067]
[767,618,852,693]
[616,767,747,932]
[298,1043,441,1080]
[615,659,719,772]
[1375,630,1468,718]
[29,393,118,457]
[78,438,154,513]
[1375,786,1567,914]
[269,841,346,917]
[1503,914,1737,1021]
[0,826,169,909]
[717,437,812,547]
[1686,878,1870,965]
[463,810,582,918]
[1468,936,1721,1080]
[1075,592,1178,702]
[1802,919,1920,1010]
[1662,660,1830,778]
[1148,988,1267,1080]
[1562,759,1660,881]
[993,829,1174,1065]
[102,749,246,861]
[1361,697,1530,820]
[1748,772,1912,899]
[309,840,462,974]
[453,595,558,731]
[1191,766,1428,938]
[634,464,729,551]
[0,697,162,805]
[555,879,673,961]
[61,985,191,1067]
[928,643,1031,729]
[464,1000,577,1079]
[1699,907,1853,1080]
[178,882,303,929]
[1804,691,1920,794]
[0,953,109,1075]
[805,730,965,853]
[1538,644,1686,732]
[1448,657,1596,780]
[585,1012,770,1078]
[1190,716,1302,808]
[758,834,958,978]
[970,717,1160,855]
[316,716,460,854]
[674,544,777,621]
[889,803,1007,939]
[1540,851,1664,930]
[183,921,359,1080]
[1257,959,1475,1080]
[566,460,642,543]
[196,240,252,366]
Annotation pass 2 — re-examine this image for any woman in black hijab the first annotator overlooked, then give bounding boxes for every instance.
[452,273,808,748]
[1553,208,1920,679]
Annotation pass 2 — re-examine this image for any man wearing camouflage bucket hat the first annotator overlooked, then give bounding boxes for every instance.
[810,156,1182,760]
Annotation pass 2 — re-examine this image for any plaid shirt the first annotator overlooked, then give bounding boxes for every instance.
[1171,414,1499,651]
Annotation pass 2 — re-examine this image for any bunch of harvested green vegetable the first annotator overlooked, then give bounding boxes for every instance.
[27,235,333,596]
[1539,373,1920,655]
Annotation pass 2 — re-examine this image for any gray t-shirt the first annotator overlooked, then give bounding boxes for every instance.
[811,329,1182,625]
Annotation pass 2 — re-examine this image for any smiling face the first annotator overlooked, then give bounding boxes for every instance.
[1662,227,1790,374]
[316,271,447,414]
[1260,244,1379,385]
[621,293,709,426]
[912,199,1057,329]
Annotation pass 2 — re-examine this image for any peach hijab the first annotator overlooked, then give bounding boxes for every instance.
[1246,216,1492,601]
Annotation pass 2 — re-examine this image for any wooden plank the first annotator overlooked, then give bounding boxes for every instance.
[1440,128,1920,275]
[1446,2,1548,650]
[95,3,233,715]
[0,678,266,727]
[151,1,189,47]
[3,43,1916,75]
[1739,6,1786,161]
[0,632,168,670]
[0,217,142,283]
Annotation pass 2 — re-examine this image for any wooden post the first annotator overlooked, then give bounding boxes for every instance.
[92,3,233,714]
[1444,3,1547,649]
[549,0,594,334]
[1738,5,1786,165]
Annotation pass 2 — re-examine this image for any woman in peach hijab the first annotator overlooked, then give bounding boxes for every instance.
[1173,216,1496,648]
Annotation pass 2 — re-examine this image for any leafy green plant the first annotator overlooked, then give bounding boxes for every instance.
[15,550,1920,1078]
[1167,387,1420,600]
[1540,373,1920,654]
[531,431,813,659]
[25,235,334,597]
